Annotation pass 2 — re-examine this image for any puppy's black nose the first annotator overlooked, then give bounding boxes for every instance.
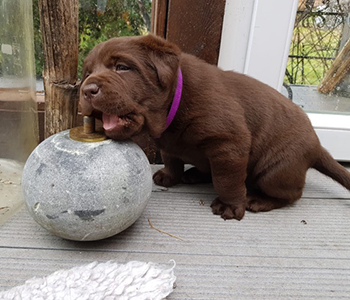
[83,83,100,100]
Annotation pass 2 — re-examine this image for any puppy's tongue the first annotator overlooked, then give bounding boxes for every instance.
[102,113,120,130]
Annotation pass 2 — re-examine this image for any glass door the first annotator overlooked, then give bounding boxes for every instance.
[285,0,350,161]
[219,0,350,161]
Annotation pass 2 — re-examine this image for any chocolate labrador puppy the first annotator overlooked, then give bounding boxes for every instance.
[80,34,350,220]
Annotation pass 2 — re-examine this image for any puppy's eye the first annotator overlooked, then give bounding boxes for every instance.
[116,64,130,72]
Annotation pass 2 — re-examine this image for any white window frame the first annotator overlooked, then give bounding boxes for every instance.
[218,0,350,162]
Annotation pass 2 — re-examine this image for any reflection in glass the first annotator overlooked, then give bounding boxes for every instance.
[0,0,38,223]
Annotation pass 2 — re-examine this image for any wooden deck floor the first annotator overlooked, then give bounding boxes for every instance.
[1,165,350,299]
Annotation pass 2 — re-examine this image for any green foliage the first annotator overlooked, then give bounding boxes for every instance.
[33,0,43,78]
[0,0,36,78]
[0,52,2,75]
[33,0,151,78]
[285,25,342,86]
[284,3,347,86]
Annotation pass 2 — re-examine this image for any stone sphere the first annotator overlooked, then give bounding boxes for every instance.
[22,130,152,241]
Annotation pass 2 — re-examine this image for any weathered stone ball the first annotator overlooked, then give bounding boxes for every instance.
[22,130,152,241]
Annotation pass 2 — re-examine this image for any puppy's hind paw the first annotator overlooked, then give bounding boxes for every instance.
[246,199,266,212]
[210,197,245,221]
[153,169,180,187]
[246,195,290,212]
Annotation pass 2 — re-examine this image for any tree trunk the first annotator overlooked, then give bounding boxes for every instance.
[39,0,79,138]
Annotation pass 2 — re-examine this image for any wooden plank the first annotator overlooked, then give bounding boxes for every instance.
[2,194,350,252]
[1,175,350,299]
[166,0,226,65]
[151,0,168,38]
[2,247,350,299]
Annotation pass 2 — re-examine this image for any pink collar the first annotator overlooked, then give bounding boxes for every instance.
[156,68,183,137]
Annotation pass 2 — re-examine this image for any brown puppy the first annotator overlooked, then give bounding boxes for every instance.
[80,34,350,220]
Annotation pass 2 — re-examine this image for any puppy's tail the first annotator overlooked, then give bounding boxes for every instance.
[313,147,350,190]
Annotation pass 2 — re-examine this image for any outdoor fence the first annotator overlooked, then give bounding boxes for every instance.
[285,0,349,86]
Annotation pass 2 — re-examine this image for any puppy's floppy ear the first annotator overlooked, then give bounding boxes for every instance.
[139,34,181,88]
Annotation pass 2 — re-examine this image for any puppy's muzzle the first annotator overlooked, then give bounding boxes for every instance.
[83,83,100,102]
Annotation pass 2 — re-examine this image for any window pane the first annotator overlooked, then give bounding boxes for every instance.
[284,0,350,115]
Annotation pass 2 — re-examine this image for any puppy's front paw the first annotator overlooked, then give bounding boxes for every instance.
[210,197,245,221]
[153,169,180,187]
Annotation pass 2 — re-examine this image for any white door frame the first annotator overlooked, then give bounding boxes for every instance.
[218,0,350,162]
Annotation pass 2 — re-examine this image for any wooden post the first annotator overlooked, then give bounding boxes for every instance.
[151,0,168,38]
[39,0,79,138]
[152,0,226,65]
[318,38,350,94]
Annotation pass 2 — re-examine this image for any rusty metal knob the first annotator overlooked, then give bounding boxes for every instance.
[69,116,107,142]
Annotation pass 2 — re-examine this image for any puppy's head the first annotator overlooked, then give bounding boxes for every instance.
[80,34,181,140]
